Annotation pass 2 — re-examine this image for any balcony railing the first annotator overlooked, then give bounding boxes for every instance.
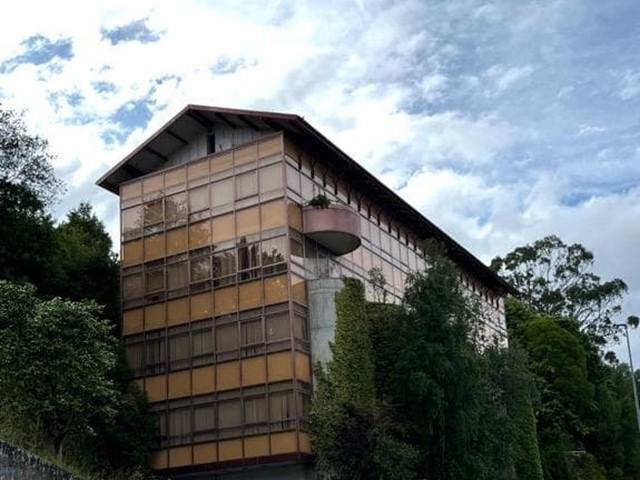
[302,204,361,255]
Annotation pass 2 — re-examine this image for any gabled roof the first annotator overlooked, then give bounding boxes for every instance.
[97,104,515,295]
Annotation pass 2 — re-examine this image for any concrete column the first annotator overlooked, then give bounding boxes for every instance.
[307,278,344,367]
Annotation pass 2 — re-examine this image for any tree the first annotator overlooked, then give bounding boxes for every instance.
[0,179,56,284]
[491,235,632,340]
[0,105,63,204]
[47,202,120,331]
[309,278,419,479]
[387,244,512,479]
[0,281,119,460]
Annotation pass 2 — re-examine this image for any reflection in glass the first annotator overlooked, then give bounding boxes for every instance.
[189,185,209,212]
[190,256,211,282]
[144,199,163,226]
[236,171,258,199]
[165,192,187,223]
[122,205,143,237]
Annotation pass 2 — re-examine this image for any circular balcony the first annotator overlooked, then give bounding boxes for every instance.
[303,204,361,255]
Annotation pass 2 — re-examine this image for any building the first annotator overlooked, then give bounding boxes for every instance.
[97,105,513,479]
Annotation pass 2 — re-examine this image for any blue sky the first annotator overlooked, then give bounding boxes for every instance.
[1,0,639,360]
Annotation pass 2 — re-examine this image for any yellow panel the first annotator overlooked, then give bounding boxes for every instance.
[239,280,263,310]
[261,200,285,230]
[188,158,209,181]
[168,370,191,399]
[166,227,188,255]
[287,202,302,232]
[144,233,166,261]
[267,351,293,382]
[291,274,306,305]
[214,286,237,315]
[210,152,233,174]
[122,239,143,266]
[216,361,240,391]
[258,136,282,158]
[270,431,297,455]
[236,206,260,237]
[189,220,212,249]
[193,442,217,465]
[211,213,235,243]
[143,174,163,194]
[190,292,214,320]
[169,445,192,468]
[167,297,189,326]
[234,145,257,166]
[192,365,216,395]
[264,274,288,305]
[241,356,266,386]
[299,432,312,453]
[145,303,166,331]
[165,167,186,188]
[121,180,142,200]
[145,375,167,402]
[295,352,311,382]
[151,450,168,470]
[122,308,144,335]
[244,435,269,458]
[218,439,243,461]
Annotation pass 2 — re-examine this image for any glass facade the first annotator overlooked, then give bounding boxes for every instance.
[116,124,507,473]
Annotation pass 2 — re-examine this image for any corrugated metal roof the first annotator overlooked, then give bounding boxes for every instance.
[97,104,516,295]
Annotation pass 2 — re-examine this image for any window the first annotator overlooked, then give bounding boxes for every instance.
[266,313,289,341]
[194,404,216,441]
[123,273,143,300]
[237,240,260,280]
[146,334,166,374]
[165,192,187,223]
[241,320,264,356]
[218,400,241,438]
[122,206,142,237]
[189,185,209,212]
[145,269,164,293]
[216,323,238,360]
[269,391,294,430]
[190,256,211,282]
[244,397,267,434]
[167,262,188,291]
[124,338,144,376]
[144,199,163,226]
[168,408,191,445]
[289,238,303,265]
[294,314,308,341]
[286,164,300,192]
[213,250,236,282]
[211,178,234,207]
[168,329,190,370]
[192,321,214,366]
[236,171,257,199]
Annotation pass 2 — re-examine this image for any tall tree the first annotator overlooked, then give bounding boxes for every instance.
[0,281,119,459]
[491,235,631,340]
[0,105,63,205]
[48,202,120,330]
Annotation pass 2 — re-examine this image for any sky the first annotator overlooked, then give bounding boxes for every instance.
[1,0,639,361]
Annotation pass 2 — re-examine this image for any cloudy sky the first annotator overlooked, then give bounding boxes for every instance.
[1,0,639,359]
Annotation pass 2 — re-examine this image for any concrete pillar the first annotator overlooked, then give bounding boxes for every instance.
[307,278,344,367]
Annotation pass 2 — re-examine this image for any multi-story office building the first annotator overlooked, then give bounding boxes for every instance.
[97,105,513,479]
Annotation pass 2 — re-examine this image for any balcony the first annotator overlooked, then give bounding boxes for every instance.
[303,204,361,255]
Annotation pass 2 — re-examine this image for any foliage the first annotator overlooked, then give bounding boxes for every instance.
[0,281,118,459]
[307,193,332,208]
[367,266,388,303]
[0,105,63,204]
[309,278,419,479]
[491,235,630,340]
[0,179,56,284]
[46,203,120,332]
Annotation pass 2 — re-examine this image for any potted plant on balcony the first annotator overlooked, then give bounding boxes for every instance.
[307,194,332,209]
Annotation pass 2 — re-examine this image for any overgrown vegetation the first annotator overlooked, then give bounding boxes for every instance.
[0,105,155,479]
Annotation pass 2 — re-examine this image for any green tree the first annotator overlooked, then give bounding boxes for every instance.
[309,278,419,479]
[491,236,631,340]
[0,105,63,204]
[0,281,119,460]
[47,202,120,331]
